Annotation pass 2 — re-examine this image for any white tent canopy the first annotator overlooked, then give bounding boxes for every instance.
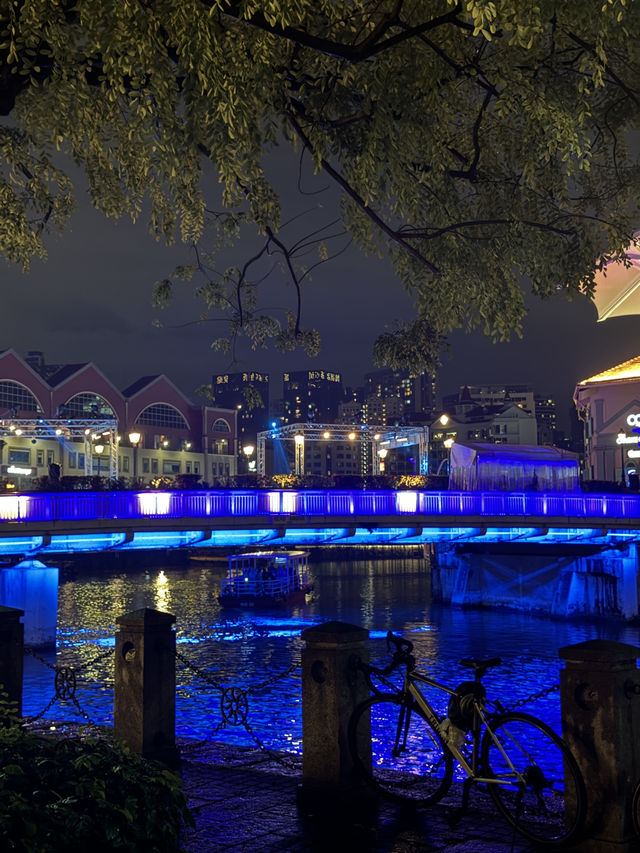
[449,441,580,492]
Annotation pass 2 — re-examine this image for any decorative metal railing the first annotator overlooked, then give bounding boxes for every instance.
[0,488,639,524]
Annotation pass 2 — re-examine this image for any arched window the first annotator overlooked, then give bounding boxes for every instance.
[62,393,116,418]
[136,403,189,430]
[0,381,42,414]
[212,418,230,432]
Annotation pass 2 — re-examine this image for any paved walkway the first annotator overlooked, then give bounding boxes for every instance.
[178,741,541,853]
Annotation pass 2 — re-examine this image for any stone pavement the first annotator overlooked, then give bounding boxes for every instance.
[177,741,542,853]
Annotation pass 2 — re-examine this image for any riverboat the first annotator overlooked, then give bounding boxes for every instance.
[218,550,313,608]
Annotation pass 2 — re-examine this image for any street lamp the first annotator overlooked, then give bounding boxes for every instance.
[243,444,255,473]
[441,436,455,476]
[378,447,388,473]
[294,433,304,476]
[128,431,141,481]
[94,443,104,479]
[618,428,626,487]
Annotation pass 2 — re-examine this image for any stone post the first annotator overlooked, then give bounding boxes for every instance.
[300,620,369,797]
[559,639,640,852]
[0,605,24,718]
[114,608,178,765]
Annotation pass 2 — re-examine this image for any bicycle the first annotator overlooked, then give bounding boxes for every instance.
[348,632,586,847]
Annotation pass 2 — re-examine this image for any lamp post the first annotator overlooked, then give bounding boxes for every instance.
[378,447,388,473]
[242,443,255,473]
[294,433,304,476]
[443,436,455,476]
[618,428,626,487]
[94,443,104,480]
[128,432,141,482]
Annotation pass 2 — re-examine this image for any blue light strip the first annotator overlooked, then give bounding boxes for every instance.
[1,488,640,523]
[0,525,637,555]
[0,489,638,554]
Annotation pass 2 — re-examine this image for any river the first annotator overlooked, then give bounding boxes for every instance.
[21,552,640,753]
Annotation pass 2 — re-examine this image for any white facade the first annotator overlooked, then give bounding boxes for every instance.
[574,355,640,483]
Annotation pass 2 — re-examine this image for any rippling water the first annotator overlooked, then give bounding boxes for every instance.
[22,554,640,752]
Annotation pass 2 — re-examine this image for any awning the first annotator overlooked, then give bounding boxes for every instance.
[593,237,640,322]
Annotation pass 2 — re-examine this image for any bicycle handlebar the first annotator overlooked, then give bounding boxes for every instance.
[352,631,503,690]
[352,631,416,683]
[386,630,414,656]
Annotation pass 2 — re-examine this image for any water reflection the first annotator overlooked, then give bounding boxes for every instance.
[22,555,640,752]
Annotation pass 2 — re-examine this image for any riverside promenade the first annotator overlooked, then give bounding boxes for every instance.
[178,741,539,853]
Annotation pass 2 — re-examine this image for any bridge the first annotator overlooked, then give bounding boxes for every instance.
[1,488,640,622]
[0,488,637,556]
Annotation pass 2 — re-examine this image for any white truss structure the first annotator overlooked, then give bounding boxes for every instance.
[0,418,119,478]
[256,422,429,476]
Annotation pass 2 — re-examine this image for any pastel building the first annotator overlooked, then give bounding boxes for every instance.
[0,349,237,488]
[574,355,640,483]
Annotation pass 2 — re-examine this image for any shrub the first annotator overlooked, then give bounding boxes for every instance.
[0,726,193,852]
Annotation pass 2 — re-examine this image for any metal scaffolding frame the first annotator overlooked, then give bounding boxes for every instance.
[0,418,119,478]
[256,422,429,476]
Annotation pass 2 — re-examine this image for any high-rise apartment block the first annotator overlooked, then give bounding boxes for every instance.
[338,368,436,426]
[211,371,270,463]
[282,370,343,423]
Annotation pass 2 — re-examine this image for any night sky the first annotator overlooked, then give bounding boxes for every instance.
[2,150,638,433]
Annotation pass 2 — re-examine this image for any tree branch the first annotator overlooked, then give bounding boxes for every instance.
[399,218,577,239]
[214,1,467,63]
[287,109,440,274]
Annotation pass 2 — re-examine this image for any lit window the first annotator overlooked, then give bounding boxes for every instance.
[136,403,189,430]
[63,392,115,418]
[0,381,42,414]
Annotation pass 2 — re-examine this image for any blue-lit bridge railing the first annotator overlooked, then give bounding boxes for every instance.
[0,488,637,555]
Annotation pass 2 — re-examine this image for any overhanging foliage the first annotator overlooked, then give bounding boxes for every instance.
[1,1,639,371]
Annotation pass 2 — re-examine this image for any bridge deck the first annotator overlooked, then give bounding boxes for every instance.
[0,489,636,555]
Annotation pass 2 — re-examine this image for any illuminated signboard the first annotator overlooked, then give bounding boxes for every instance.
[7,465,33,475]
[308,371,341,382]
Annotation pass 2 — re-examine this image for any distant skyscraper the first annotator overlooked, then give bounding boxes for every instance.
[282,370,343,423]
[211,371,270,456]
[360,368,436,424]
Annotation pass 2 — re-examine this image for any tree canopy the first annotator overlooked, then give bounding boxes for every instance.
[1,0,639,373]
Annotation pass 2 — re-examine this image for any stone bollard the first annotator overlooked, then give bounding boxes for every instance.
[559,640,640,852]
[0,605,24,718]
[300,621,370,800]
[114,608,178,766]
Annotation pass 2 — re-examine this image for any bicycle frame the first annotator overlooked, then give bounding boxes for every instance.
[399,668,530,791]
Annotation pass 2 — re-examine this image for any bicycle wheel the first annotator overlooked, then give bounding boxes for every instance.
[481,711,586,846]
[348,693,453,805]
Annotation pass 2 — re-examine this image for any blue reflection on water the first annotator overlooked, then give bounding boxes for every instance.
[22,556,640,756]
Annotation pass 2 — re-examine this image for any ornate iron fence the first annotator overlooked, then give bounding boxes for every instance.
[24,644,114,726]
[174,647,301,767]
